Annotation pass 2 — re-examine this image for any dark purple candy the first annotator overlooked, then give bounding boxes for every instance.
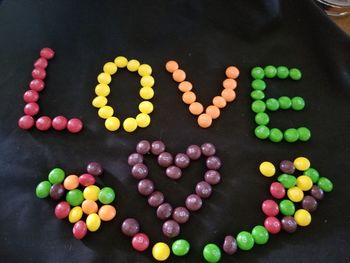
[201,143,216,156]
[302,195,318,212]
[128,153,143,166]
[174,153,190,169]
[157,203,173,220]
[136,140,151,155]
[121,218,140,237]
[50,184,65,200]
[137,179,154,196]
[158,152,173,168]
[131,163,148,180]
[186,145,201,160]
[204,170,221,185]
[281,216,297,233]
[86,162,103,176]
[166,166,182,180]
[223,235,237,255]
[185,194,202,211]
[279,160,295,174]
[195,181,212,199]
[162,220,180,238]
[148,191,164,207]
[172,206,190,224]
[310,185,324,200]
[206,156,222,170]
[151,141,165,155]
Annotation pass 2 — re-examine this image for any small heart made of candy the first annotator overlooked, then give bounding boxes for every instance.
[128,140,222,238]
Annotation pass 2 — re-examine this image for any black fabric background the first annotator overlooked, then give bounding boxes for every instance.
[0,0,349,262]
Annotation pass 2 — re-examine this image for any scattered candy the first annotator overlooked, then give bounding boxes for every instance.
[152,242,171,261]
[172,239,190,256]
[132,233,150,252]
[203,243,221,263]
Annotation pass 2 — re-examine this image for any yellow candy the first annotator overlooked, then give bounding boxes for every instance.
[92,96,108,108]
[95,83,110,97]
[123,117,138,132]
[97,72,112,84]
[294,209,312,226]
[105,116,121,131]
[139,86,154,100]
[287,187,304,202]
[69,206,83,223]
[138,64,152,76]
[98,106,114,119]
[86,213,101,232]
[139,101,154,114]
[103,62,117,75]
[136,113,151,128]
[114,56,128,68]
[152,242,170,261]
[259,161,276,177]
[296,175,313,191]
[293,157,310,171]
[127,59,140,72]
[83,185,100,201]
[140,75,155,87]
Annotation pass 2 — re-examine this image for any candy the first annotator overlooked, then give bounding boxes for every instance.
[40,48,55,59]
[222,235,237,255]
[131,163,149,180]
[269,128,283,142]
[278,96,292,110]
[251,100,266,113]
[276,66,289,79]
[86,162,103,176]
[18,115,35,129]
[92,96,107,108]
[287,187,304,202]
[157,203,173,220]
[136,140,151,154]
[95,83,110,96]
[284,128,299,142]
[98,106,114,119]
[201,143,216,156]
[86,213,101,231]
[81,200,98,214]
[186,145,202,160]
[103,62,117,75]
[261,200,279,217]
[225,66,240,79]
[139,87,154,99]
[264,216,281,234]
[140,75,155,88]
[301,195,318,212]
[24,102,40,116]
[296,175,313,191]
[205,105,220,119]
[151,141,166,155]
[255,112,269,125]
[148,191,165,207]
[178,81,193,92]
[173,69,186,82]
[34,57,48,68]
[251,66,264,79]
[278,174,297,188]
[189,102,204,115]
[54,201,71,219]
[236,231,254,250]
[32,67,46,80]
[158,152,173,168]
[98,187,115,204]
[49,184,65,200]
[281,216,297,233]
[203,243,221,263]
[52,116,68,131]
[212,96,226,108]
[204,170,221,185]
[165,60,179,73]
[66,189,84,206]
[114,56,128,67]
[127,59,140,72]
[304,168,320,183]
[222,79,237,89]
[136,113,151,128]
[79,173,96,186]
[128,153,143,166]
[105,116,121,131]
[317,177,333,192]
[266,98,279,111]
[152,242,170,261]
[166,166,182,180]
[172,239,190,256]
[132,233,149,252]
[255,125,270,139]
[291,96,305,111]
[310,185,324,200]
[138,64,152,76]
[69,206,83,223]
[185,194,202,211]
[195,181,212,199]
[73,220,87,240]
[162,220,180,238]
[279,160,295,174]
[138,179,155,196]
[198,113,213,128]
[172,206,190,224]
[97,72,112,84]
[182,91,196,104]
[269,182,285,199]
[294,209,311,226]
[23,90,39,103]
[251,90,265,100]
[297,127,311,141]
[98,205,116,221]
[293,157,311,171]
[48,168,65,184]
[29,79,45,92]
[259,161,275,177]
[279,199,295,216]
[264,65,277,78]
[289,68,302,80]
[35,116,51,131]
[251,225,269,245]
[206,156,221,170]
[251,79,266,90]
[35,181,52,198]
[83,185,100,201]
[174,153,190,168]
[121,218,140,237]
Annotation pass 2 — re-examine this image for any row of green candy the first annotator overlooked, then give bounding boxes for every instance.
[250,65,311,143]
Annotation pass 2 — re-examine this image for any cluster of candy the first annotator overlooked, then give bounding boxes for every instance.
[250,65,311,142]
[35,162,116,239]
[18,47,83,132]
[92,56,154,133]
[128,140,221,238]
[165,61,239,128]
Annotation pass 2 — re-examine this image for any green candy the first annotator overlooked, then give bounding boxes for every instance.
[203,243,221,263]
[251,67,265,80]
[236,231,254,250]
[48,168,65,184]
[172,239,190,256]
[251,79,266,90]
[251,225,269,245]
[255,125,270,139]
[264,65,277,78]
[251,100,266,113]
[269,128,283,143]
[98,187,115,204]
[297,127,311,142]
[278,96,292,110]
[277,66,289,79]
[317,177,333,192]
[291,96,305,111]
[266,98,279,111]
[255,112,269,125]
[305,168,320,183]
[289,68,302,80]
[66,189,84,206]
[35,181,52,198]
[250,90,265,100]
[284,128,299,142]
[278,174,297,188]
[279,199,295,216]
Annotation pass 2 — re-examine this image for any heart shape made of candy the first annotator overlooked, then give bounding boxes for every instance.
[128,140,222,238]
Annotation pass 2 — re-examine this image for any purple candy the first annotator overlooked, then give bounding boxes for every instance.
[157,203,173,220]
[186,145,201,160]
[195,181,212,199]
[204,170,221,185]
[158,152,173,168]
[185,194,202,211]
[174,153,190,169]
[128,153,143,166]
[206,156,222,170]
[131,163,148,180]
[148,191,164,207]
[162,220,180,238]
[166,166,182,180]
[136,140,151,155]
[151,141,165,155]
[137,179,154,196]
[172,206,190,224]
[201,143,216,156]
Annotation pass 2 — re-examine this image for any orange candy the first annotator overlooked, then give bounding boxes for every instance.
[98,205,116,221]
[212,96,227,108]
[182,91,196,104]
[82,200,98,215]
[222,78,237,89]
[178,81,193,92]
[189,102,204,115]
[225,66,240,79]
[173,69,186,82]
[63,175,79,190]
[165,60,179,73]
[197,113,212,128]
[221,89,236,102]
[206,105,221,119]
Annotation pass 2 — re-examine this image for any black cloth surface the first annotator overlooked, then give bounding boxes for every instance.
[0,0,349,262]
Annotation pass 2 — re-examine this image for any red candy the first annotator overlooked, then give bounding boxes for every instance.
[29,79,45,92]
[67,118,83,133]
[32,67,46,80]
[54,201,71,219]
[270,182,286,199]
[18,115,35,129]
[73,220,88,240]
[34,57,48,69]
[79,173,96,186]
[35,116,51,131]
[23,90,39,103]
[40,47,55,59]
[131,233,150,252]
[52,116,68,131]
[264,216,281,234]
[261,199,279,217]
[24,102,40,116]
